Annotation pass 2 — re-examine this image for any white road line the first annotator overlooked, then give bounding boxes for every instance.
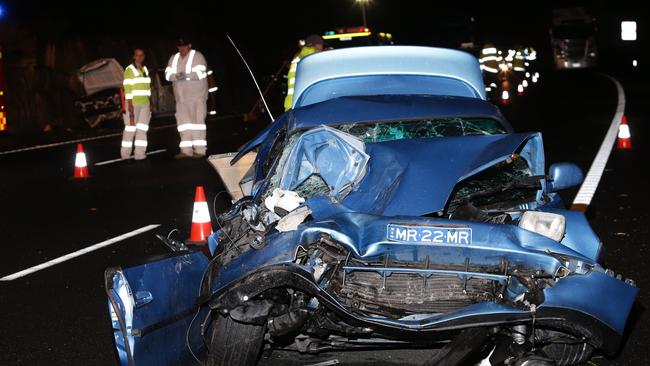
[0,125,175,157]
[572,75,626,208]
[0,224,160,281]
[95,149,167,166]
[0,113,241,157]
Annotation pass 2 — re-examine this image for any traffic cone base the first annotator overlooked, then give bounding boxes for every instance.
[187,186,213,244]
[74,143,89,179]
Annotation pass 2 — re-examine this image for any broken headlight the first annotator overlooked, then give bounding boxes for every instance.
[519,211,566,241]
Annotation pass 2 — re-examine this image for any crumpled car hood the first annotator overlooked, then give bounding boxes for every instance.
[329,132,544,216]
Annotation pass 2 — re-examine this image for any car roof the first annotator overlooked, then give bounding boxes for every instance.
[293,46,486,108]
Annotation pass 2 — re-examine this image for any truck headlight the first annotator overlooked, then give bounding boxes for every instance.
[519,211,566,241]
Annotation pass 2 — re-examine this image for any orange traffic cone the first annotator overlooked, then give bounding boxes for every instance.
[187,186,212,244]
[617,115,632,150]
[501,90,510,105]
[74,143,89,178]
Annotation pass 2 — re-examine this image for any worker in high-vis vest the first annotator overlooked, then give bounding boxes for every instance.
[513,48,526,73]
[283,34,324,111]
[165,37,209,158]
[121,48,152,160]
[478,44,501,75]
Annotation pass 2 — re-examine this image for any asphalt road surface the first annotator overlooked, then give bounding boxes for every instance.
[0,69,647,365]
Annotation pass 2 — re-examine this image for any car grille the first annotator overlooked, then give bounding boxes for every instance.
[326,255,502,318]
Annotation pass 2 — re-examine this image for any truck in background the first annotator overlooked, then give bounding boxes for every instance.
[550,7,598,69]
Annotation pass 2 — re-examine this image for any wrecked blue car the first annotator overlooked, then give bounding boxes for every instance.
[105,46,637,366]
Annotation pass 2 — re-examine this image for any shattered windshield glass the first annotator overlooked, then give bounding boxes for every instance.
[337,118,506,143]
[446,155,539,219]
[264,118,508,204]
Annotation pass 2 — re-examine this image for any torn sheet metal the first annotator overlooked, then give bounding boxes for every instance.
[279,126,369,200]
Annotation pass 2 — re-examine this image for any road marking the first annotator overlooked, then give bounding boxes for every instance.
[0,114,240,157]
[95,149,167,166]
[571,75,626,211]
[0,125,175,157]
[0,224,160,281]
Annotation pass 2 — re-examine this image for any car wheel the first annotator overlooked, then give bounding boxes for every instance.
[207,314,265,366]
[541,342,593,366]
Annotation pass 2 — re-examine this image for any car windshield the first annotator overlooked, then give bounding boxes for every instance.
[336,117,507,143]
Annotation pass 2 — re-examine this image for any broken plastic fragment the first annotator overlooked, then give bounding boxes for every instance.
[264,188,305,215]
[276,205,312,232]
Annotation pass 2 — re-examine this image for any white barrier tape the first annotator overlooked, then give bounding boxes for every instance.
[0,114,239,157]
[0,224,160,281]
[95,149,166,166]
[572,75,625,208]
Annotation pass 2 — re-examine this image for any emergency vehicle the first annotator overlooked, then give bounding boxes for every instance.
[323,26,394,48]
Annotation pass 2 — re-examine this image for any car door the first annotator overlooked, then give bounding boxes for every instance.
[105,251,209,366]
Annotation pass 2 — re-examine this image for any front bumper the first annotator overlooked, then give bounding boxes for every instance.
[208,263,636,354]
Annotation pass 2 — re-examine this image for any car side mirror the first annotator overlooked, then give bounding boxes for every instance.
[547,162,584,192]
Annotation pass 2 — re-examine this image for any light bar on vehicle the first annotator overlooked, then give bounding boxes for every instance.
[323,31,372,40]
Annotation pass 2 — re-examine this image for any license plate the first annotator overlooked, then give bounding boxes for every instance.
[387,224,472,245]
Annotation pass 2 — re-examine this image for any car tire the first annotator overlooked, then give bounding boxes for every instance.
[207,314,265,366]
[541,342,593,366]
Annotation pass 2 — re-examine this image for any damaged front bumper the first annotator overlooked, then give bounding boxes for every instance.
[201,213,638,354]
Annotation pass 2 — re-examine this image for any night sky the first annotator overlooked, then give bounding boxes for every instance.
[1,0,645,115]
[2,1,644,66]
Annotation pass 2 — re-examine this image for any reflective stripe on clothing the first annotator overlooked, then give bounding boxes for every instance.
[177,123,193,132]
[167,50,209,102]
[131,90,151,96]
[479,55,502,62]
[121,104,151,159]
[165,53,181,80]
[123,64,151,106]
[179,141,193,148]
[177,123,205,132]
[185,50,196,74]
[192,140,207,146]
[123,77,151,85]
[480,65,499,73]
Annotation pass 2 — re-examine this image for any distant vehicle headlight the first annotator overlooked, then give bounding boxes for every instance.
[519,211,566,241]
